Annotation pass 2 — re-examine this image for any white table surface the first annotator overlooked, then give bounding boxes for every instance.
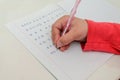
[0,0,120,80]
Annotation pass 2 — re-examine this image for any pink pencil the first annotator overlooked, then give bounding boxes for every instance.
[62,0,81,36]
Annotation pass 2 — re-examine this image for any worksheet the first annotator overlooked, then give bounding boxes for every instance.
[6,0,120,80]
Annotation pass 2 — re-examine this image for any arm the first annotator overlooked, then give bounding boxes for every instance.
[83,20,120,54]
[52,16,120,54]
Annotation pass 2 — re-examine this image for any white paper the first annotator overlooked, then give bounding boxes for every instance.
[6,0,120,79]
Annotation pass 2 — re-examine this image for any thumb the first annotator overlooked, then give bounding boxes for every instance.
[57,30,75,48]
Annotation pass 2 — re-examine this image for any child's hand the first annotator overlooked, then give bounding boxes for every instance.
[52,15,88,51]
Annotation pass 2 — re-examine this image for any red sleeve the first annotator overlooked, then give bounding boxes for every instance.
[82,20,120,55]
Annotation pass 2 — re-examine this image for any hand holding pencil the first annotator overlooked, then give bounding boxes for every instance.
[52,0,88,51]
[52,16,88,51]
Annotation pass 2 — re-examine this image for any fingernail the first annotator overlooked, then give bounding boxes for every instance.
[57,41,63,48]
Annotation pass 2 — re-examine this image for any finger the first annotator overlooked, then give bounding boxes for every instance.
[57,29,75,48]
[52,23,61,46]
[59,44,70,51]
[52,15,69,45]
